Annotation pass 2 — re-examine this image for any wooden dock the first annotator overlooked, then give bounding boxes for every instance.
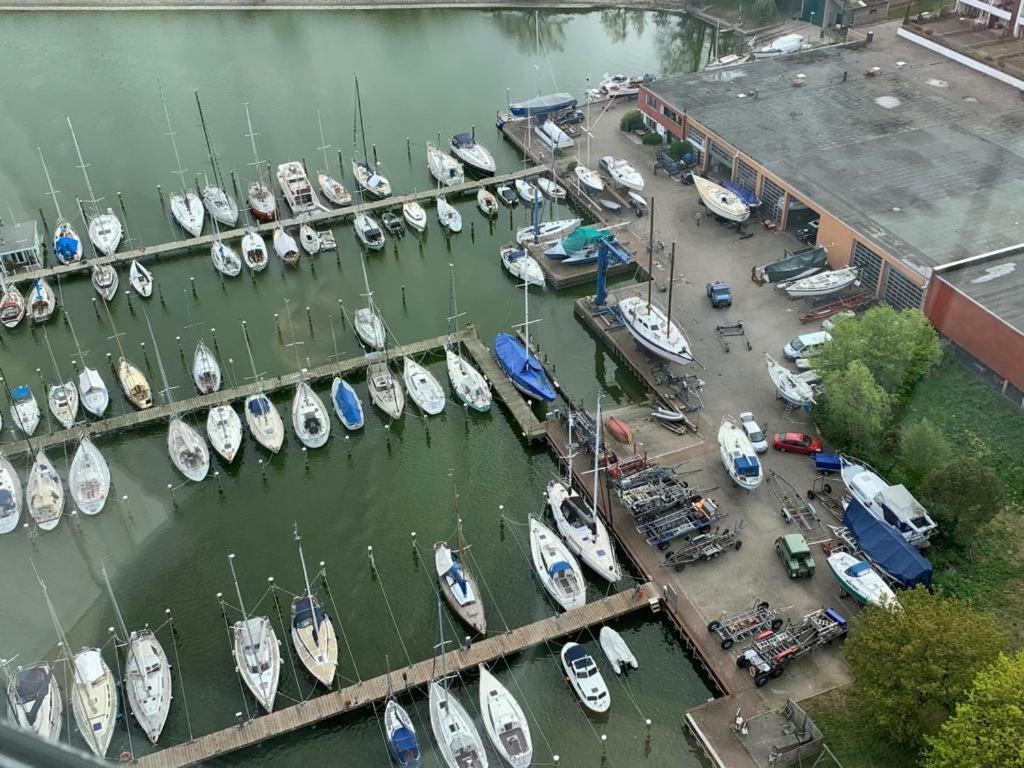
[461,334,546,441]
[6,166,547,287]
[135,581,659,768]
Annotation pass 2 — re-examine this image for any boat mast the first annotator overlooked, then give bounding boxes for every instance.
[294,524,314,602]
[446,262,460,343]
[41,326,66,390]
[535,11,541,96]
[666,244,676,326]
[37,147,64,222]
[315,106,331,174]
[283,298,304,373]
[227,553,259,662]
[100,297,130,362]
[591,396,602,517]
[194,90,223,191]
[243,102,266,188]
[101,564,145,675]
[523,278,531,355]
[354,74,370,166]
[66,115,99,220]
[160,86,190,197]
[241,321,263,389]
[359,253,376,316]
[566,403,574,480]
[144,311,178,414]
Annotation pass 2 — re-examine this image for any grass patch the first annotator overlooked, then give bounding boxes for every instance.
[803,687,919,768]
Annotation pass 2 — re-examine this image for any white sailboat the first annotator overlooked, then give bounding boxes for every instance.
[427,141,465,187]
[618,282,693,366]
[69,436,110,516]
[195,91,239,226]
[384,697,421,767]
[206,404,243,463]
[477,188,499,217]
[599,155,644,192]
[367,361,404,420]
[192,340,222,394]
[436,195,462,233]
[242,102,277,222]
[355,256,387,350]
[514,217,580,246]
[37,146,83,264]
[573,165,604,195]
[313,106,352,206]
[351,74,392,198]
[718,415,763,490]
[403,357,445,416]
[291,526,338,687]
[599,626,638,674]
[515,178,540,204]
[11,385,40,436]
[536,176,566,200]
[765,353,814,407]
[529,514,586,611]
[784,267,859,298]
[67,116,123,256]
[693,175,750,222]
[402,200,427,233]
[299,223,321,255]
[500,244,545,288]
[445,264,491,413]
[25,279,56,325]
[159,87,205,237]
[0,451,23,535]
[102,303,152,410]
[68,316,109,417]
[478,665,532,768]
[211,240,242,278]
[436,499,486,635]
[273,228,300,266]
[292,379,331,449]
[354,212,385,250]
[1,275,26,328]
[5,663,62,741]
[26,449,63,532]
[47,381,79,430]
[227,553,281,713]
[129,260,154,297]
[241,230,269,272]
[90,263,119,302]
[240,324,284,453]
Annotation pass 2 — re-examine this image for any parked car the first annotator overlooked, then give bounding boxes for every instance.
[776,533,815,578]
[784,331,831,360]
[772,432,823,455]
[556,109,585,126]
[706,281,732,308]
[739,412,768,454]
[795,219,819,245]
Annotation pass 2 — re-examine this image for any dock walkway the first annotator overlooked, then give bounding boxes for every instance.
[461,334,546,440]
[135,581,659,768]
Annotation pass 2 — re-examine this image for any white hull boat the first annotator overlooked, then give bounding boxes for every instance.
[784,267,859,298]
[403,357,445,415]
[827,551,897,608]
[318,172,352,206]
[536,176,566,200]
[617,295,693,366]
[26,279,56,324]
[244,394,285,453]
[0,452,24,535]
[233,616,281,714]
[450,133,496,175]
[402,201,427,233]
[118,357,153,410]
[354,213,386,251]
[573,165,604,195]
[2,282,26,328]
[429,682,489,768]
[290,594,338,688]
[765,353,814,407]
[69,437,110,516]
[170,191,205,237]
[123,630,172,744]
[11,386,40,436]
[515,178,540,205]
[445,347,491,413]
[129,260,154,297]
[352,160,391,198]
[385,699,420,767]
[27,450,64,531]
[247,181,277,222]
[368,362,404,420]
[533,121,574,151]
[331,377,365,431]
[752,33,805,58]
[355,306,387,350]
[292,380,330,449]
[207,404,243,462]
[840,458,937,546]
[299,224,321,255]
[48,381,79,429]
[241,230,269,272]
[719,416,762,490]
[546,480,621,582]
[529,515,586,610]
[435,542,486,634]
[273,228,300,266]
[211,241,242,277]
[70,649,117,757]
[599,156,644,192]
[561,642,610,713]
[88,210,122,257]
[276,162,320,215]
[91,264,119,302]
[598,627,638,674]
[693,175,750,222]
[203,185,240,226]
[78,367,109,417]
[7,664,62,741]
[476,188,499,217]
[436,196,462,233]
[705,52,753,70]
[478,666,532,768]
[53,220,84,264]
[168,416,209,482]
[500,245,545,287]
[515,218,580,246]
[427,142,465,187]
[192,340,221,394]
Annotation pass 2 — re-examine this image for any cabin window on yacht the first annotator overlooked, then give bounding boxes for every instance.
[882,265,924,310]
[852,241,884,294]
[760,178,785,224]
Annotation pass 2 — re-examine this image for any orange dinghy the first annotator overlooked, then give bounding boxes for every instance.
[604,415,633,445]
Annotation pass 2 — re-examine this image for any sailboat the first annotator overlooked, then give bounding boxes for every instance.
[273,228,300,266]
[403,357,445,416]
[426,141,465,187]
[494,279,556,402]
[718,415,763,490]
[192,340,222,394]
[514,178,539,204]
[211,240,242,278]
[67,115,123,257]
[102,565,172,743]
[299,223,321,255]
[0,450,24,535]
[69,436,110,516]
[5,663,62,741]
[529,514,586,610]
[25,279,56,324]
[10,385,41,436]
[90,262,119,302]
[515,217,580,246]
[68,316,109,416]
[42,328,78,429]
[573,165,603,195]
[1,275,26,328]
[449,132,496,176]
[241,323,285,453]
[206,404,243,463]
[536,176,566,201]
[351,74,392,199]
[499,244,545,288]
[477,188,499,217]
[37,146,83,264]
[314,106,351,206]
[435,195,462,233]
[327,315,364,431]
[617,250,693,366]
[241,230,269,272]
[765,353,814,407]
[242,101,277,222]
[402,200,427,233]
[159,86,205,238]
[195,91,239,226]
[354,212,385,251]
[385,695,421,767]
[693,175,750,222]
[355,255,387,350]
[291,377,331,449]
[368,359,404,421]
[129,260,154,297]
[435,498,486,634]
[102,301,152,410]
[291,526,338,687]
[478,665,532,768]
[444,264,491,412]
[227,553,281,713]
[26,449,64,531]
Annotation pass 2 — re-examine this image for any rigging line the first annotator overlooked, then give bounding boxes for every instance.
[218,595,254,722]
[268,584,313,704]
[319,566,362,683]
[106,628,137,759]
[164,613,194,741]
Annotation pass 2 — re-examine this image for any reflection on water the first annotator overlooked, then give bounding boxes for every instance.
[489,10,572,54]
[598,8,649,44]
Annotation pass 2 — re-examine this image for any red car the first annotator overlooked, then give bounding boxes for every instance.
[772,432,823,455]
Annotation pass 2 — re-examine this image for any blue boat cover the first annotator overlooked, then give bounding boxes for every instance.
[846,561,872,577]
[723,180,759,207]
[247,397,270,416]
[494,333,556,402]
[11,385,31,403]
[509,92,577,118]
[449,558,468,595]
[563,644,588,664]
[0,489,14,511]
[390,726,420,765]
[844,499,932,588]
[55,236,79,259]
[333,382,363,425]
[734,456,760,477]
[548,561,572,578]
[452,133,474,148]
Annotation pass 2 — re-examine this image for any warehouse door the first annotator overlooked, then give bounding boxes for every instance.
[708,140,734,180]
[761,178,785,224]
[852,241,884,295]
[882,267,925,309]
[734,159,759,200]
[686,126,706,168]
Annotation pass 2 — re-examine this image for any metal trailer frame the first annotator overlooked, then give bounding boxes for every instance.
[716,322,752,353]
[621,482,695,518]
[736,608,848,687]
[768,470,827,541]
[613,464,678,490]
[705,597,788,650]
[661,521,745,573]
[807,476,845,522]
[640,497,723,548]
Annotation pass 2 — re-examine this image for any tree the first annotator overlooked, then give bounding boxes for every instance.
[847,587,1005,749]
[619,109,642,132]
[666,139,693,161]
[642,132,663,146]
[925,652,1024,768]
[919,456,1005,541]
[896,418,951,488]
[818,361,890,450]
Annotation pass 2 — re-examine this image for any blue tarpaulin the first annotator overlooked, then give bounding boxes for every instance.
[844,499,932,588]
[723,180,759,207]
[55,236,79,260]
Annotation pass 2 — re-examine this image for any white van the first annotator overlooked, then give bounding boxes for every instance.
[784,331,831,360]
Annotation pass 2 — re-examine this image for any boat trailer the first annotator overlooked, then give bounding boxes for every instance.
[715,322,752,353]
[768,470,827,541]
[639,495,723,548]
[736,608,848,687]
[807,476,845,522]
[798,291,874,323]
[661,521,744,572]
[706,599,788,650]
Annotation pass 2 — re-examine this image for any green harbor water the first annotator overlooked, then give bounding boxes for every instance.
[0,9,725,766]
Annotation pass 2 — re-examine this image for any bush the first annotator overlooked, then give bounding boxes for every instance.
[619,109,642,132]
[895,418,951,488]
[566,159,578,173]
[818,360,890,452]
[666,140,692,161]
[920,457,1005,543]
[641,132,663,146]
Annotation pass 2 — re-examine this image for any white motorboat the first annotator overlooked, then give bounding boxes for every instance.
[599,155,644,192]
[211,241,242,277]
[291,530,339,687]
[318,172,351,206]
[500,244,545,288]
[515,217,580,246]
[496,185,517,206]
[784,267,859,298]
[276,161,320,215]
[402,201,427,233]
[233,616,281,713]
[0,452,23,535]
[244,394,285,453]
[192,340,221,394]
[292,379,330,449]
[752,33,805,58]
[450,133,496,176]
[533,120,574,151]
[693,175,750,222]
[436,196,462,233]
[403,357,445,415]
[11,385,40,436]
[446,347,491,413]
[478,666,532,768]
[827,551,898,608]
[170,190,205,237]
[129,260,154,297]
[573,164,604,195]
[69,437,109,516]
[46,381,78,430]
[719,415,763,490]
[2,280,26,328]
[167,416,209,482]
[299,223,321,255]
[427,141,465,187]
[560,642,610,713]
[27,450,64,531]
[367,362,404,420]
[6,663,62,741]
[78,367,109,417]
[765,353,815,407]
[385,698,421,767]
[243,102,278,222]
[536,176,566,200]
[547,480,621,582]
[435,535,486,634]
[841,458,938,546]
[207,404,243,463]
[598,627,638,674]
[476,188,499,217]
[705,52,753,70]
[515,178,540,205]
[273,228,300,266]
[91,264,119,302]
[88,208,123,258]
[70,649,117,757]
[352,160,392,198]
[331,377,365,431]
[118,357,153,410]
[354,212,386,251]
[617,294,693,366]
[26,279,56,324]
[429,681,488,768]
[529,514,586,610]
[241,230,269,272]
[592,72,651,97]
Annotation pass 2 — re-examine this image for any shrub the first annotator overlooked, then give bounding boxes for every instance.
[641,132,663,146]
[666,140,693,161]
[619,109,642,132]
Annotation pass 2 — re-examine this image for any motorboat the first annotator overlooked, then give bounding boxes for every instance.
[478,666,532,768]
[477,188,499,217]
[403,357,445,416]
[354,213,385,251]
[243,102,277,221]
[533,121,574,151]
[446,346,491,413]
[352,159,392,198]
[167,417,209,482]
[752,33,805,59]
[299,223,321,255]
[626,191,649,215]
[515,218,580,246]
[129,261,154,297]
[536,176,566,200]
[207,404,243,463]
[508,92,577,119]
[515,178,540,205]
[495,185,517,206]
[2,281,26,328]
[385,698,421,767]
[170,190,205,237]
[754,247,827,285]
[560,643,609,713]
[273,228,300,266]
[88,208,123,257]
[0,452,23,535]
[765,353,815,407]
[784,267,859,299]
[6,664,62,740]
[318,173,352,207]
[11,385,40,436]
[500,244,545,288]
[435,536,486,634]
[450,133,496,176]
[546,480,621,582]
[827,551,898,608]
[331,377,365,430]
[52,221,84,264]
[840,458,937,546]
[573,165,604,195]
[705,52,753,70]
[378,212,403,238]
[192,340,221,394]
[244,394,285,453]
[27,450,64,531]
[589,72,652,99]
[693,175,750,222]
[91,264,119,302]
[599,156,644,192]
[118,357,152,409]
[403,201,427,233]
[617,295,693,366]
[718,415,763,490]
[436,196,462,233]
[211,241,242,277]
[529,515,586,610]
[427,142,465,187]
[26,279,56,324]
[367,362,405,420]
[47,381,78,429]
[241,230,269,272]
[276,161,320,215]
[77,367,109,417]
[598,627,638,675]
[292,379,330,449]
[70,649,118,757]
[232,615,281,713]
[429,681,488,768]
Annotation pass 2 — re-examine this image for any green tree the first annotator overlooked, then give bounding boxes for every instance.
[920,457,1005,541]
[896,418,951,487]
[666,139,693,161]
[818,361,890,450]
[620,109,642,132]
[925,652,1024,768]
[847,587,1005,749]
[642,132,663,146]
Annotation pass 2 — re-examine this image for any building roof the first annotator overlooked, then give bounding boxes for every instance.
[934,244,1024,334]
[0,220,39,256]
[646,23,1024,278]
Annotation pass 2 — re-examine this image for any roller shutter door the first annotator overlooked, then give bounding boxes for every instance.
[761,178,785,221]
[852,241,883,294]
[709,140,734,171]
[734,159,758,195]
[882,266,924,309]
[685,126,706,166]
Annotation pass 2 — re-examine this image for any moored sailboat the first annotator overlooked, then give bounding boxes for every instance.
[291,526,338,688]
[436,195,462,233]
[6,663,62,741]
[500,244,545,288]
[159,87,205,237]
[241,230,269,272]
[0,451,23,535]
[435,513,486,634]
[192,340,222,394]
[26,449,64,532]
[529,514,586,610]
[129,260,154,297]
[427,141,465,187]
[403,357,445,416]
[211,240,242,277]
[26,279,56,324]
[368,361,404,421]
[227,553,281,713]
[38,146,83,264]
[67,116,123,257]
[242,102,277,222]
[273,228,300,266]
[477,666,532,768]
[69,436,110,516]
[1,277,26,328]
[241,326,285,453]
[206,404,243,463]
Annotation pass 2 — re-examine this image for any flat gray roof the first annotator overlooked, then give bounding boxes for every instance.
[647,22,1024,278]
[937,245,1024,334]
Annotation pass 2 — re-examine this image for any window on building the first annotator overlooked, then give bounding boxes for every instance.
[709,140,734,176]
[882,266,925,310]
[852,241,884,294]
[661,105,682,125]
[646,94,656,108]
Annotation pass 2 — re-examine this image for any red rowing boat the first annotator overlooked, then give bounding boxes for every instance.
[604,416,633,445]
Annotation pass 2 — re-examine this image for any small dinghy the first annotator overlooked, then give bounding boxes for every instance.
[27,450,64,531]
[11,385,40,436]
[477,188,499,217]
[211,240,242,277]
[450,132,496,176]
[241,230,269,272]
[446,346,491,413]
[385,698,421,767]
[233,616,281,713]
[170,190,204,236]
[192,341,221,394]
[426,141,465,187]
[573,165,604,195]
[651,406,686,423]
[128,261,154,299]
[529,514,586,610]
[48,381,78,430]
[167,416,209,482]
[206,404,243,462]
[402,201,427,233]
[561,642,610,713]
[515,178,540,205]
[367,362,404,420]
[7,663,62,740]
[69,437,110,516]
[26,279,56,324]
[693,175,750,222]
[546,480,621,582]
[765,353,814,407]
[78,367,109,417]
[429,681,488,768]
[331,377,365,430]
[273,228,300,266]
[827,551,898,608]
[478,665,532,768]
[435,535,486,634]
[0,452,24,535]
[299,223,321,255]
[354,212,386,251]
[597,199,622,213]
[784,267,859,299]
[514,218,580,246]
[1,281,26,328]
[436,196,462,234]
[496,185,518,206]
[70,649,117,758]
[382,212,406,236]
[91,264,118,302]
[244,394,285,453]
[719,415,762,490]
[500,244,545,288]
[118,357,152,410]
[536,176,567,200]
[403,357,445,415]
[317,172,352,206]
[598,627,638,674]
[604,415,632,444]
[292,379,330,449]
